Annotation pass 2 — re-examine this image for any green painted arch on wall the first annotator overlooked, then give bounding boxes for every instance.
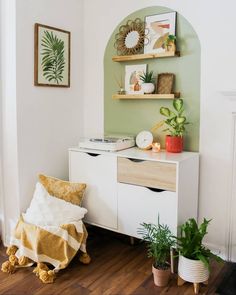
[104,6,200,151]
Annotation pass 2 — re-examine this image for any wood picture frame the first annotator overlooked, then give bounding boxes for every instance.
[34,23,71,87]
[156,73,175,94]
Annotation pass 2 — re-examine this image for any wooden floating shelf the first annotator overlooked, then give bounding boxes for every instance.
[112,93,180,100]
[112,51,180,62]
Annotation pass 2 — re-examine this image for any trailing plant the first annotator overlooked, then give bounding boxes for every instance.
[41,30,65,84]
[138,218,175,269]
[140,70,154,83]
[160,98,189,137]
[177,218,222,269]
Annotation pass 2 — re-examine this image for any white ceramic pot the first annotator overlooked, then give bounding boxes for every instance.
[142,83,155,94]
[178,255,209,283]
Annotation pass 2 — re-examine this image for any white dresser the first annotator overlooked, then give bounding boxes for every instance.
[69,147,199,238]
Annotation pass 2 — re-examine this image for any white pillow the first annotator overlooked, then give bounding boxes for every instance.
[22,182,87,227]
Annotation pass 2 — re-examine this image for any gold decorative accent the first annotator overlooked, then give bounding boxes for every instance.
[114,18,145,55]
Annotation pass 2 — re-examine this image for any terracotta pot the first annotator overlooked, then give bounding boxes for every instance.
[165,135,183,153]
[178,255,209,283]
[152,265,171,287]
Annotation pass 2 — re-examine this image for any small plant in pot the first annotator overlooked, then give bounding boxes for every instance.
[138,219,175,287]
[140,70,155,94]
[164,34,176,52]
[176,218,222,294]
[160,98,189,153]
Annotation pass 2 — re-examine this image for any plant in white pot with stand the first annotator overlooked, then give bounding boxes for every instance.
[140,70,155,94]
[138,219,175,287]
[176,218,222,294]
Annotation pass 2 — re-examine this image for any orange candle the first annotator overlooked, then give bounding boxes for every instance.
[152,142,161,153]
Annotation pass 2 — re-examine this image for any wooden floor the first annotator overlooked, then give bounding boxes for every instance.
[0,226,229,295]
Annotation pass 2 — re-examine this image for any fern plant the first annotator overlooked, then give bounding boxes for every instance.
[41,31,65,84]
[177,218,222,269]
[138,219,175,269]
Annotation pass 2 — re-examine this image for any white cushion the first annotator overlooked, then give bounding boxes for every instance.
[22,182,87,227]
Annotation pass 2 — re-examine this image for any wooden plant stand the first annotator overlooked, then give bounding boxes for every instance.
[177,275,208,294]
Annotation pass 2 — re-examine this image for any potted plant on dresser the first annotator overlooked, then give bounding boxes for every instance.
[160,98,189,153]
[176,218,222,294]
[138,219,175,287]
[140,70,155,94]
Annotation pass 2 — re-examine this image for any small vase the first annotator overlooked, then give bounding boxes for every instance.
[165,135,183,153]
[152,265,171,287]
[142,83,155,94]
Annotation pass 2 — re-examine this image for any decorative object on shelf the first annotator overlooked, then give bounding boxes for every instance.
[34,23,70,87]
[157,73,175,94]
[164,35,176,52]
[176,218,222,294]
[114,18,145,56]
[144,12,176,54]
[135,130,153,149]
[152,142,161,153]
[139,70,155,94]
[114,74,126,95]
[138,217,175,287]
[125,64,147,94]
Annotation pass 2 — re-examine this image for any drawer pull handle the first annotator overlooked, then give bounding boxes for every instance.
[86,152,100,157]
[146,187,166,193]
[127,158,145,163]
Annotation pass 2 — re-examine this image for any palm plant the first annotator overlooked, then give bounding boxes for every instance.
[41,31,65,84]
[138,219,175,269]
[177,218,222,269]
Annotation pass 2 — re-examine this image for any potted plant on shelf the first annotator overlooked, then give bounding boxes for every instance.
[140,70,155,94]
[160,98,189,153]
[165,35,176,52]
[138,219,175,287]
[176,218,222,294]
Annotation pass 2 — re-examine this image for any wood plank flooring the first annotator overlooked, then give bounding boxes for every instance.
[0,226,229,295]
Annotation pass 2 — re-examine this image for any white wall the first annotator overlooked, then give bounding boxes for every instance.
[1,0,84,244]
[83,0,236,259]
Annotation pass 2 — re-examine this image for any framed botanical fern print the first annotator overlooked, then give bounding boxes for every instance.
[34,23,70,87]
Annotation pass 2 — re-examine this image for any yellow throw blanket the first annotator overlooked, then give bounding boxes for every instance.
[1,217,90,283]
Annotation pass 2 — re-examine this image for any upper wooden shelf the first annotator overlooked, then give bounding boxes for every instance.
[112,93,180,100]
[112,51,180,62]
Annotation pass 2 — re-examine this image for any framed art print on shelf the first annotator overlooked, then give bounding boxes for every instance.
[144,12,176,54]
[34,23,70,87]
[125,64,147,94]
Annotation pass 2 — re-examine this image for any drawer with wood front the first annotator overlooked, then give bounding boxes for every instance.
[117,157,176,192]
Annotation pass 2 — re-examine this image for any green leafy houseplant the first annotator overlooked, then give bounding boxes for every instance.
[138,219,175,269]
[165,34,176,46]
[139,70,154,83]
[177,218,222,268]
[160,98,189,137]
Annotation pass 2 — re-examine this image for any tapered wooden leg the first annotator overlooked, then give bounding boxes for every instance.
[193,283,199,294]
[177,275,186,286]
[203,280,208,285]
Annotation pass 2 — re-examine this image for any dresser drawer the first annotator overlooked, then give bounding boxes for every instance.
[117,157,176,192]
